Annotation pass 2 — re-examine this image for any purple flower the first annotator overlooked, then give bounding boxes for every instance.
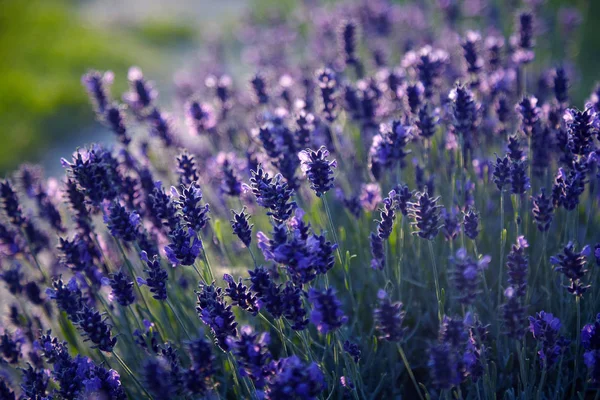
[183,338,215,396]
[148,108,175,147]
[35,187,65,232]
[104,202,140,242]
[165,227,202,267]
[564,107,597,156]
[0,263,23,295]
[551,242,591,297]
[249,266,284,317]
[407,190,442,240]
[375,289,406,342]
[554,67,569,104]
[81,70,113,115]
[509,159,530,195]
[343,340,361,363]
[392,183,412,216]
[416,103,439,141]
[451,249,490,306]
[109,271,135,307]
[62,146,122,206]
[144,358,177,398]
[281,281,309,331]
[123,66,156,113]
[0,331,21,364]
[248,166,296,223]
[148,181,180,232]
[506,236,529,297]
[0,180,24,226]
[139,251,168,301]
[492,154,511,192]
[196,282,238,350]
[223,274,258,315]
[517,11,534,50]
[77,306,117,352]
[428,344,461,389]
[502,287,526,339]
[266,355,325,400]
[0,222,22,256]
[104,104,131,145]
[299,146,337,197]
[46,276,84,320]
[250,73,269,105]
[359,183,382,212]
[528,311,568,367]
[316,68,338,123]
[308,287,347,334]
[449,83,477,161]
[173,184,210,232]
[370,232,385,270]
[463,207,480,240]
[532,189,553,232]
[176,152,199,186]
[230,208,253,247]
[375,191,397,240]
[186,100,216,134]
[441,207,460,241]
[369,121,411,179]
[339,20,362,73]
[412,45,447,99]
[227,326,274,389]
[20,364,49,399]
[516,96,540,136]
[507,135,523,161]
[220,159,243,197]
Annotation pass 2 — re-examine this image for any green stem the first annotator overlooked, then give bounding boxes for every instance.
[113,351,151,398]
[167,299,192,340]
[498,191,505,310]
[428,240,443,324]
[572,296,581,398]
[397,344,425,400]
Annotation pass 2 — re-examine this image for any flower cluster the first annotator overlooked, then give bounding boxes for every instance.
[0,1,599,398]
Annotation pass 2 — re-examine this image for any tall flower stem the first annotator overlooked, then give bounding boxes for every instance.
[571,296,581,398]
[428,240,443,324]
[323,196,357,309]
[166,299,192,340]
[202,249,215,283]
[397,344,425,400]
[498,191,506,309]
[113,351,151,398]
[116,240,164,338]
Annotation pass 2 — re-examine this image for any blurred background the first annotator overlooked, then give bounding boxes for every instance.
[0,0,597,175]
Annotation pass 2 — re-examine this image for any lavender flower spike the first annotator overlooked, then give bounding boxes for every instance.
[407,190,442,240]
[299,146,337,197]
[308,287,347,334]
[164,227,202,267]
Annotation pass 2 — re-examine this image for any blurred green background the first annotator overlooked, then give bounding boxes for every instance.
[0,0,597,174]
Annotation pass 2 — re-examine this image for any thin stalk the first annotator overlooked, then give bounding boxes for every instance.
[167,299,192,340]
[571,296,581,398]
[116,241,165,338]
[113,351,151,398]
[397,344,425,400]
[202,249,216,283]
[537,364,547,400]
[498,191,505,309]
[428,240,443,324]
[322,196,343,265]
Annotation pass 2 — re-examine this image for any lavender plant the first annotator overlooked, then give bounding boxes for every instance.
[0,1,599,399]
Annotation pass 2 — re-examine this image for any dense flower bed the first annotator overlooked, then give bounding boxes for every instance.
[0,1,599,399]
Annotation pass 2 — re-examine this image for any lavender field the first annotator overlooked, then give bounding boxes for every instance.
[1,0,599,399]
